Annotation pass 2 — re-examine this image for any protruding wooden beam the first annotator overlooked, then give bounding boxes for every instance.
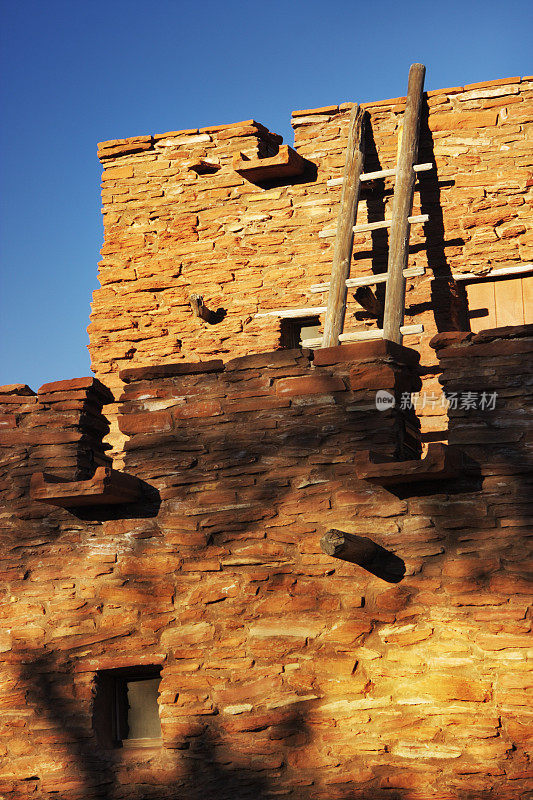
[320,529,379,567]
[452,263,533,281]
[322,106,366,348]
[190,294,211,322]
[254,306,326,319]
[354,286,383,317]
[189,294,226,324]
[383,63,426,344]
[320,529,406,582]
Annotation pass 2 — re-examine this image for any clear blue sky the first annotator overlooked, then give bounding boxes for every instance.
[1,0,531,391]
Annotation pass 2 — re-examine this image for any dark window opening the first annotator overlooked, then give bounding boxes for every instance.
[280,316,321,349]
[93,665,162,749]
[189,159,221,175]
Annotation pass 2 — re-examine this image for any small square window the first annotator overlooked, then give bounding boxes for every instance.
[93,665,162,749]
[280,316,321,349]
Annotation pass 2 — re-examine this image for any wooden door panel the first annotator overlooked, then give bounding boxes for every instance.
[522,276,533,324]
[466,281,496,333]
[495,277,525,327]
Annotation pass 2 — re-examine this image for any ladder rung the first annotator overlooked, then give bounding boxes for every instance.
[353,214,429,234]
[301,324,424,348]
[340,323,423,341]
[327,162,433,188]
[320,213,429,238]
[310,267,425,294]
[254,306,326,319]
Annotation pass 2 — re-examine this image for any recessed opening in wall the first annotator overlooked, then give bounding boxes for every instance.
[189,159,221,175]
[93,665,162,749]
[280,316,321,349]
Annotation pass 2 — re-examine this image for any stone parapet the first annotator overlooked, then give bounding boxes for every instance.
[0,377,113,506]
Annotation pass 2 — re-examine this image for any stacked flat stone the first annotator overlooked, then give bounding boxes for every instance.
[88,76,533,460]
[0,332,532,799]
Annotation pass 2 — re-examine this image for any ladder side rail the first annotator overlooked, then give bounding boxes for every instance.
[382,63,426,344]
[321,105,366,348]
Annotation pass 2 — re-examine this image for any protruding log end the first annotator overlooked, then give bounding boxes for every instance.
[320,529,379,565]
[189,294,227,325]
[320,529,406,583]
[189,294,210,322]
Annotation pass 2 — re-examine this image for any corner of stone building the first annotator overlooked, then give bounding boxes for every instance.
[0,376,114,496]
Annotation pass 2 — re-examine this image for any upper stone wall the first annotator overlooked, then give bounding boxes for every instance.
[89,76,532,390]
[88,76,532,457]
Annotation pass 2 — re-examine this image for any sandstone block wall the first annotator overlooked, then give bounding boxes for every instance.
[1,330,532,799]
[88,75,533,456]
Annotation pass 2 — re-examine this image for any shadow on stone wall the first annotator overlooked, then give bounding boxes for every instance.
[418,98,468,333]
[4,332,532,799]
[347,108,467,334]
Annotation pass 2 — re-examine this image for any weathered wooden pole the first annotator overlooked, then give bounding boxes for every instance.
[322,105,366,348]
[320,529,379,567]
[382,63,426,344]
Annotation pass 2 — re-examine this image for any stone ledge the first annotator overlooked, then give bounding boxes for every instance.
[313,339,420,368]
[99,120,284,162]
[38,376,114,403]
[355,444,462,486]
[233,145,307,182]
[120,360,225,383]
[30,467,142,507]
[0,383,35,396]
[225,349,312,372]
[431,325,533,357]
[471,324,533,343]
[429,332,473,351]
[292,105,340,118]
[463,76,521,91]
[97,135,154,161]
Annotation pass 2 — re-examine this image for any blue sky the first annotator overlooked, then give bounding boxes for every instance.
[1,0,531,390]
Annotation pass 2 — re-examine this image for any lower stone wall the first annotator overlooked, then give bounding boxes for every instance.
[0,332,531,799]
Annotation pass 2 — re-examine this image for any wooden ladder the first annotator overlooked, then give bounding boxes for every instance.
[322,62,429,347]
[255,63,430,348]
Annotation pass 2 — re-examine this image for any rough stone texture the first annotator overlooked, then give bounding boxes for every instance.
[1,78,532,799]
[88,77,533,458]
[1,329,532,799]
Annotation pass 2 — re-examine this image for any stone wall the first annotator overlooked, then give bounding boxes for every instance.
[1,329,532,799]
[88,75,533,456]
